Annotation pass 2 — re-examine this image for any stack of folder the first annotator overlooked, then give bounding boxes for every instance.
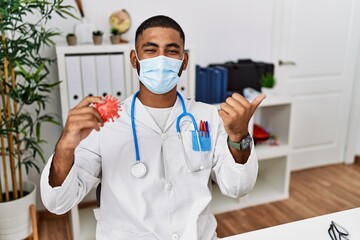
[195,65,228,104]
[195,59,274,104]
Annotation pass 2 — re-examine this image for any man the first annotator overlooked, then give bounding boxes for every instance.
[41,15,265,239]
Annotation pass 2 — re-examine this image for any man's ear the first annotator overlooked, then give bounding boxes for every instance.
[181,52,189,70]
[130,50,137,69]
[178,52,189,77]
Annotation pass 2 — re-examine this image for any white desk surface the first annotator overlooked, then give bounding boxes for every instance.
[222,207,360,240]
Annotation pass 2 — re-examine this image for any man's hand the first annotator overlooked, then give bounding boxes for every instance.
[59,96,105,151]
[218,92,266,142]
[49,96,105,187]
[218,92,265,164]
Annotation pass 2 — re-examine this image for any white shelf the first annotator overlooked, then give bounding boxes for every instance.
[260,95,291,107]
[56,43,132,55]
[256,144,290,160]
[211,155,289,214]
[211,179,288,214]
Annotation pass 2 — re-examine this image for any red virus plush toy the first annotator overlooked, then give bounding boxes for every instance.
[94,95,121,122]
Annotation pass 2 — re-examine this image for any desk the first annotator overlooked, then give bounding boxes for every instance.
[223,208,360,240]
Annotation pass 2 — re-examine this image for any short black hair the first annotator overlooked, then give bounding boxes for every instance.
[135,15,185,45]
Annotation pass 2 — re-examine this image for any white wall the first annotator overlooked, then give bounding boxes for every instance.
[31,0,276,209]
[52,0,275,65]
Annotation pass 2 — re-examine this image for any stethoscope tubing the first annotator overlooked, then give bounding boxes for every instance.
[131,91,204,174]
[131,91,141,162]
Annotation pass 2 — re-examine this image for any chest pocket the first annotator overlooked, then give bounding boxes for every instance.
[191,130,211,151]
[178,131,214,171]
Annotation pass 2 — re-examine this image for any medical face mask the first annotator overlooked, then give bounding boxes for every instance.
[136,54,183,94]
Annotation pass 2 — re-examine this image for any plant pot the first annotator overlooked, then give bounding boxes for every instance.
[93,35,103,45]
[66,35,77,46]
[0,181,36,240]
[110,35,120,44]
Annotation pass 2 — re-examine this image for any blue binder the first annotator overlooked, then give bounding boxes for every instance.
[195,65,206,102]
[196,65,229,104]
[205,67,214,103]
[214,66,228,103]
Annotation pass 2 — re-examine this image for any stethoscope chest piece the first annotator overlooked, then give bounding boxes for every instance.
[131,162,147,178]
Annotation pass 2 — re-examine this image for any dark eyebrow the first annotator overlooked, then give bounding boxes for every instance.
[142,42,159,48]
[141,42,181,49]
[166,43,181,49]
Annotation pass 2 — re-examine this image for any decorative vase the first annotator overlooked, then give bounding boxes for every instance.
[93,36,103,45]
[75,17,95,44]
[0,181,36,240]
[66,35,77,46]
[110,35,120,44]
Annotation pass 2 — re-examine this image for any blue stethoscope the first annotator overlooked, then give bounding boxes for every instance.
[130,91,204,178]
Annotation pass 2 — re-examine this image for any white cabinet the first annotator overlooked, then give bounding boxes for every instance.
[56,44,133,125]
[56,44,133,240]
[211,96,292,214]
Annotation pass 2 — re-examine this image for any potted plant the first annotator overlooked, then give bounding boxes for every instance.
[260,73,276,96]
[92,30,104,45]
[110,28,120,45]
[0,1,75,239]
[66,33,77,46]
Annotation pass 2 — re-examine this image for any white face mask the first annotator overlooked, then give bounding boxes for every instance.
[136,53,183,94]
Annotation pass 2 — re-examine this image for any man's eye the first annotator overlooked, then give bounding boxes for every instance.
[167,50,179,54]
[144,49,156,53]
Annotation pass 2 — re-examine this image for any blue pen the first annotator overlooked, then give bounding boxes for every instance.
[205,121,209,138]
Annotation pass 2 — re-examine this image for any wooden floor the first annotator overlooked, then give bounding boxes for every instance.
[38,211,72,240]
[216,161,360,238]
[38,162,360,239]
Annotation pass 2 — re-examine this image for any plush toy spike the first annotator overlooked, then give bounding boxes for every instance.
[94,95,121,122]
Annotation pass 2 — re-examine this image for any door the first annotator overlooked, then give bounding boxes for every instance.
[273,0,360,170]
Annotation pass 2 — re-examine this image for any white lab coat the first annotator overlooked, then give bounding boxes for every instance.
[41,93,258,240]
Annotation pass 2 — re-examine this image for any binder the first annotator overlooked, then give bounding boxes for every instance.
[204,67,214,104]
[109,53,126,101]
[238,59,274,84]
[195,65,205,102]
[212,68,224,103]
[196,65,227,104]
[95,54,112,97]
[214,66,228,102]
[65,56,83,108]
[80,55,97,97]
[209,61,261,96]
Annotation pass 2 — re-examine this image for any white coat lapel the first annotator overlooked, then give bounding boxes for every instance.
[164,95,186,132]
[133,97,162,134]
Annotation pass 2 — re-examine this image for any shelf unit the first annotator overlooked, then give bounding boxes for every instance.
[211,96,292,214]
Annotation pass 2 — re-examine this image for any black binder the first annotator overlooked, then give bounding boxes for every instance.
[209,59,274,97]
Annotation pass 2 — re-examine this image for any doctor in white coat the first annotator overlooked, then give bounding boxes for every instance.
[41,15,266,240]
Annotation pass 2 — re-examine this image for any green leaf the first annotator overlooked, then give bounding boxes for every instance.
[1,0,77,193]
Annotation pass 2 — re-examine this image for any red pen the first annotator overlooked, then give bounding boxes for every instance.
[201,120,206,137]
